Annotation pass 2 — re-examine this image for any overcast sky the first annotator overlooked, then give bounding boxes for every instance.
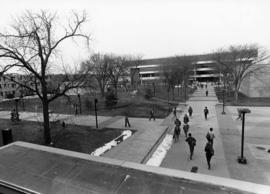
[1,0,270,64]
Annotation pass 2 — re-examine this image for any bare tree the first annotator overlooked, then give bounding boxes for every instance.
[108,55,130,97]
[0,10,90,144]
[129,55,143,90]
[80,53,111,97]
[173,55,194,100]
[213,44,269,103]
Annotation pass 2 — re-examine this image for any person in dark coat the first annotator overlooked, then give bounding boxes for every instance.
[205,141,214,170]
[188,106,193,117]
[204,107,209,120]
[206,90,209,96]
[173,107,177,118]
[173,124,180,142]
[185,133,196,160]
[183,114,189,124]
[149,108,155,121]
[183,123,189,138]
[125,116,131,127]
[174,118,181,136]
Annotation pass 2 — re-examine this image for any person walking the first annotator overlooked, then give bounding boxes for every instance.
[125,115,131,127]
[183,114,189,124]
[185,133,196,160]
[206,127,215,145]
[205,141,214,170]
[173,123,180,142]
[173,107,177,118]
[206,90,209,96]
[149,108,155,121]
[183,123,189,138]
[204,107,209,120]
[174,118,181,136]
[188,106,193,117]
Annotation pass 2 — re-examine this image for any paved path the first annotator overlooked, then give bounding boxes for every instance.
[216,105,270,185]
[161,86,230,178]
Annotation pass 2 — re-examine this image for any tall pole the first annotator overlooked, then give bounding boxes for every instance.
[78,94,82,114]
[94,98,98,128]
[241,113,245,159]
[222,81,226,114]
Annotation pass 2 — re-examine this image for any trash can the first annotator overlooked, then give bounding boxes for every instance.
[2,128,13,145]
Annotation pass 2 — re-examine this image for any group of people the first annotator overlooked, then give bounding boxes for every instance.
[173,105,215,170]
[173,106,192,143]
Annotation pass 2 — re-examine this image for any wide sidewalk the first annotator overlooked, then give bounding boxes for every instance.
[161,86,231,178]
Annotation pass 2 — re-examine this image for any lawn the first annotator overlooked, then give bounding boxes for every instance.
[0,119,125,154]
[215,87,270,106]
[0,91,178,118]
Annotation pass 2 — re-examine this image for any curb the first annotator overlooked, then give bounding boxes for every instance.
[140,126,170,164]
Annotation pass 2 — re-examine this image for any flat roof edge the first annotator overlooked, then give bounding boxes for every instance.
[10,141,270,194]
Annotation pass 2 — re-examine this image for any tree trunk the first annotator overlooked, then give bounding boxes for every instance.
[42,98,51,145]
[177,81,180,96]
[234,82,239,104]
[98,81,105,97]
[172,86,175,100]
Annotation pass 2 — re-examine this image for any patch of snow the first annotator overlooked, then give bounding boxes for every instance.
[122,130,132,140]
[91,130,132,156]
[91,140,117,156]
[146,134,173,166]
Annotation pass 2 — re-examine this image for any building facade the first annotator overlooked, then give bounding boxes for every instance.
[131,54,221,85]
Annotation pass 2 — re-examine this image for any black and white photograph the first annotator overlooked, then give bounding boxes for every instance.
[0,0,269,193]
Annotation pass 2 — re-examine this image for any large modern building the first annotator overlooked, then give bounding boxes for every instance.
[130,53,270,97]
[131,54,221,85]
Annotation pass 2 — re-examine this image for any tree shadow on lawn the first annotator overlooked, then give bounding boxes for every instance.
[0,119,125,154]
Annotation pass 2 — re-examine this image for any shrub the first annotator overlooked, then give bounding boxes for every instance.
[105,91,118,108]
[84,98,93,110]
[144,88,153,100]
[6,93,14,99]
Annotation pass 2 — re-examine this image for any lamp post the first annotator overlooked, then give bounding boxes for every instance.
[94,98,98,128]
[222,88,226,114]
[221,80,226,114]
[237,108,251,164]
[77,93,82,114]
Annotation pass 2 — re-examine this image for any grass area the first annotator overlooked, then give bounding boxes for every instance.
[215,87,270,106]
[0,91,178,118]
[0,118,124,154]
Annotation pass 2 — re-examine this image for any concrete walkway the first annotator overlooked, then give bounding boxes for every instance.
[161,86,230,178]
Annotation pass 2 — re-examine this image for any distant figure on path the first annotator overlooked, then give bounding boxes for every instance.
[125,116,131,127]
[149,108,155,121]
[173,107,177,118]
[186,133,196,160]
[205,141,214,170]
[183,123,189,138]
[173,123,180,142]
[174,118,181,136]
[188,106,193,117]
[204,107,209,120]
[206,90,209,96]
[183,114,189,124]
[206,127,215,145]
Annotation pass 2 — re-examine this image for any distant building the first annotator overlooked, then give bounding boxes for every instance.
[130,53,270,97]
[130,54,222,85]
